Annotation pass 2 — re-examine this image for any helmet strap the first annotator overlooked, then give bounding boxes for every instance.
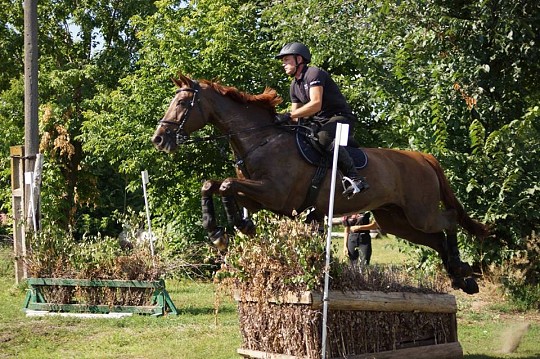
[293,55,305,77]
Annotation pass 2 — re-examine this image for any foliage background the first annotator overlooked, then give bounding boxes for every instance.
[0,0,538,302]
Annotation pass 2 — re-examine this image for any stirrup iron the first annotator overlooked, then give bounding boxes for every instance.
[341,176,368,198]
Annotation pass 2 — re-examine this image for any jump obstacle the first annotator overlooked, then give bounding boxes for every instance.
[235,289,462,359]
[24,278,178,317]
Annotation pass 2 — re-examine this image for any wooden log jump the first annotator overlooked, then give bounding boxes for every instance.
[235,290,457,313]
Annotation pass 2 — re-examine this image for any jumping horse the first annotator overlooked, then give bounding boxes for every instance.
[151,74,489,294]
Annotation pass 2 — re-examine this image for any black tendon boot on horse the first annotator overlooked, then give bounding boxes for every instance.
[336,146,369,198]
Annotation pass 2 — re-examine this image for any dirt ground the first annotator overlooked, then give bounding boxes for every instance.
[452,280,540,321]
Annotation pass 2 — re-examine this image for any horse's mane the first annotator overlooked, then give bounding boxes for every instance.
[174,74,283,111]
[201,80,283,110]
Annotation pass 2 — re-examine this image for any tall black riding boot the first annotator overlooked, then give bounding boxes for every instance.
[337,146,369,198]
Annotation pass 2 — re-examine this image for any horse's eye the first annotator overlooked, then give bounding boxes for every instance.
[177,100,189,107]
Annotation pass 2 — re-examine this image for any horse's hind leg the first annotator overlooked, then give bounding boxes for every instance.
[372,207,447,257]
[445,227,473,278]
[443,229,478,293]
[372,207,478,294]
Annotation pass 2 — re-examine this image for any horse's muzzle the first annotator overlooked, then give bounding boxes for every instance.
[151,134,174,153]
[151,134,164,149]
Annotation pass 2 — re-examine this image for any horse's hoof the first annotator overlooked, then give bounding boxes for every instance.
[210,228,229,251]
[237,218,256,237]
[212,235,229,251]
[451,277,479,295]
[464,277,479,294]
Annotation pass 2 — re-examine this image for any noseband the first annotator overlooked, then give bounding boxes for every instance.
[158,82,201,145]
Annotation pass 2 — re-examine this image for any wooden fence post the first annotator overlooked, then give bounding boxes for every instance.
[11,145,27,284]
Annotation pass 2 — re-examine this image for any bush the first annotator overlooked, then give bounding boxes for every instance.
[497,232,540,310]
[26,224,161,281]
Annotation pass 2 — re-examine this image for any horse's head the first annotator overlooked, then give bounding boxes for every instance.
[152,74,206,153]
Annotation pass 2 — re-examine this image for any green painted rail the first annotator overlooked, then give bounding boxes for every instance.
[23,278,178,316]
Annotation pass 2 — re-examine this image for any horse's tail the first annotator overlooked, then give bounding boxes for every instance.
[421,153,489,238]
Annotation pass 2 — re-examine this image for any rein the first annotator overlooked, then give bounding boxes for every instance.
[180,123,280,145]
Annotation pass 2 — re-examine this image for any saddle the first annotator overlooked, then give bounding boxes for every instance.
[294,127,368,215]
[295,128,368,169]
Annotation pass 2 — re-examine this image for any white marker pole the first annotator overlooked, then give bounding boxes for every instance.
[141,170,155,258]
[321,123,349,359]
[24,171,36,231]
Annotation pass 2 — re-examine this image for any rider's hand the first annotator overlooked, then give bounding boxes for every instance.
[274,112,291,125]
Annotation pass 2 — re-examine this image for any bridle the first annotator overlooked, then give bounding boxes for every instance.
[158,81,201,145]
[157,81,310,147]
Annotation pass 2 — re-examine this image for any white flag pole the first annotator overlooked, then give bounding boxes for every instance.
[321,123,349,359]
[32,154,43,232]
[141,170,155,258]
[25,171,36,231]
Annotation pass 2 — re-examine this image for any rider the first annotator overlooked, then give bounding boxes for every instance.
[274,42,369,198]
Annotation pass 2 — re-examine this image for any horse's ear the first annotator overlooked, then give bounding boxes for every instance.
[173,73,193,88]
[171,77,181,88]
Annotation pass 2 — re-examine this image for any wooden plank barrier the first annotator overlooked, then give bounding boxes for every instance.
[236,290,462,359]
[10,145,26,284]
[24,278,178,316]
[238,342,463,359]
[235,290,457,313]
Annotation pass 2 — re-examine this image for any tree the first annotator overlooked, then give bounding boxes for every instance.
[80,0,287,244]
[1,0,538,290]
[0,0,157,235]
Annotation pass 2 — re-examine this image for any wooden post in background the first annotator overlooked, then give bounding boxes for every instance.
[24,0,39,171]
[11,146,26,284]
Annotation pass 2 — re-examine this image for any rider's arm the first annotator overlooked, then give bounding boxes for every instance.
[290,85,323,120]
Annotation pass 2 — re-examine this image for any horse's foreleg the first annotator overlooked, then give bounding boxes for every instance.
[221,195,256,236]
[201,180,228,250]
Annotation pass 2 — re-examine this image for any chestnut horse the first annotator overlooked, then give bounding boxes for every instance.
[151,74,488,294]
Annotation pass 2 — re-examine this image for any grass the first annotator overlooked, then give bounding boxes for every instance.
[1,240,539,359]
[331,230,410,264]
[0,244,240,359]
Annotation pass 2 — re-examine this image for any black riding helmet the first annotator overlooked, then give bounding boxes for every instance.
[275,42,311,63]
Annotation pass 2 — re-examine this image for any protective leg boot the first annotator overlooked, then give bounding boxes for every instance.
[337,146,369,198]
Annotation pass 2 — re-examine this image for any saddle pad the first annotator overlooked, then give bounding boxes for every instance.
[296,131,368,169]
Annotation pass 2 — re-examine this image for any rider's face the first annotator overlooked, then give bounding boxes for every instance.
[281,55,301,76]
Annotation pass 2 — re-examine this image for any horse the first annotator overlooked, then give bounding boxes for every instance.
[151,74,489,294]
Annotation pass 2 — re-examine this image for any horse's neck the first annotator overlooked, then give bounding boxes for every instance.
[209,101,279,157]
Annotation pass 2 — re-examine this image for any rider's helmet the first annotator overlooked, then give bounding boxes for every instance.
[275,42,311,63]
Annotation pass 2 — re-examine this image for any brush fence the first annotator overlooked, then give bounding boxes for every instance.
[235,290,462,359]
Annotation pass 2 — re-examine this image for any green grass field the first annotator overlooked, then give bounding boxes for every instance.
[1,240,538,359]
